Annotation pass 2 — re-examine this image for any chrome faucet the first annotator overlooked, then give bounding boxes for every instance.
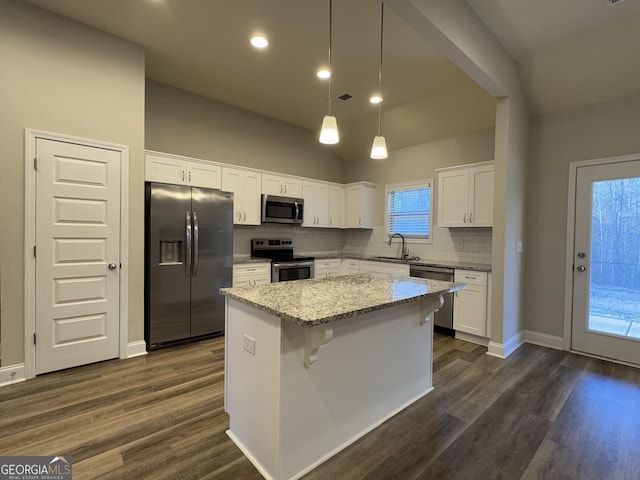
[388,233,407,259]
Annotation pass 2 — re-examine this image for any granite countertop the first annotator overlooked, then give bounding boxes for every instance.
[344,255,492,272]
[233,254,491,272]
[220,273,464,327]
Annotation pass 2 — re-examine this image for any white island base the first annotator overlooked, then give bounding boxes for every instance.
[224,296,439,480]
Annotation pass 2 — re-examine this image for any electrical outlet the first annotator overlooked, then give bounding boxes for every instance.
[243,334,255,355]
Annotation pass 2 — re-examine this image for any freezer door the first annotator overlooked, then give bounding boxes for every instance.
[190,187,234,336]
[147,183,192,345]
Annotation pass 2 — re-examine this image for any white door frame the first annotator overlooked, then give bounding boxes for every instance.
[24,129,130,379]
[563,152,640,352]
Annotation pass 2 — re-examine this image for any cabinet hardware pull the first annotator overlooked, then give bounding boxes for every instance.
[243,212,247,221]
[469,212,473,223]
[182,170,185,181]
[463,213,467,223]
[188,171,191,182]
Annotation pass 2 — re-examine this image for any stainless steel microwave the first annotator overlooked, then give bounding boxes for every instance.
[261,194,304,224]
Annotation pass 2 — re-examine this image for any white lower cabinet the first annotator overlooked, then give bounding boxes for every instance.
[314,258,341,279]
[341,259,360,275]
[233,263,271,287]
[360,260,410,276]
[453,269,488,337]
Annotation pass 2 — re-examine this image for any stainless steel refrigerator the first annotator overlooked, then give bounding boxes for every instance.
[145,183,233,350]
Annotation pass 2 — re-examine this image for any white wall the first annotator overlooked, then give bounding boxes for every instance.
[0,1,146,367]
[525,93,640,338]
[145,81,344,182]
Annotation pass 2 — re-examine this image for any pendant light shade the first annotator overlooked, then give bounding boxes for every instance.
[370,2,388,160]
[370,135,388,159]
[319,0,339,145]
[320,115,339,144]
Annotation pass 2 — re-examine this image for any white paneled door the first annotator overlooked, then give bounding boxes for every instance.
[571,159,640,365]
[35,138,121,374]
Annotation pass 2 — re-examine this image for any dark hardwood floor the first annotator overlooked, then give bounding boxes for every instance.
[1,333,638,479]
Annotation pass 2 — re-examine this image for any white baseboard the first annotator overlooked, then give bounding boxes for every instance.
[454,331,489,347]
[487,330,525,359]
[126,340,148,358]
[524,330,564,350]
[0,363,26,387]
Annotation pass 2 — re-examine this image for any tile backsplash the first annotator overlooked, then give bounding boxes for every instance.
[342,226,492,264]
[234,224,492,265]
[233,224,343,257]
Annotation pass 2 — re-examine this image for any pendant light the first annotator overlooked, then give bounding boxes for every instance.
[319,0,339,144]
[370,2,388,159]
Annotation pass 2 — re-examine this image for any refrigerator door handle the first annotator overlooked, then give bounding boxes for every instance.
[185,210,192,278]
[193,211,199,277]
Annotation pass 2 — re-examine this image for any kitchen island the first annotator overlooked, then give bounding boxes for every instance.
[220,273,463,480]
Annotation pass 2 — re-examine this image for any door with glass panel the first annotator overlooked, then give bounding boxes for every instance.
[571,159,640,364]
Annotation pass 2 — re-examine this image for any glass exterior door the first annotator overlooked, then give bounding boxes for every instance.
[571,160,640,364]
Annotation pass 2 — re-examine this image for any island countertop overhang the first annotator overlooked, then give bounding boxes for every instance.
[220,272,464,327]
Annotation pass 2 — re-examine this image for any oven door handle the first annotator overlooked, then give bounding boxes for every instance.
[273,261,314,268]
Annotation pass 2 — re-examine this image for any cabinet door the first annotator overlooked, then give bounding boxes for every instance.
[468,165,494,227]
[241,170,262,225]
[262,174,302,197]
[281,177,303,197]
[303,181,330,228]
[145,154,186,184]
[188,161,221,189]
[233,263,270,286]
[437,169,469,227]
[314,182,329,227]
[345,184,375,228]
[262,174,285,196]
[222,168,243,224]
[328,184,344,228]
[345,186,363,227]
[453,284,487,337]
[302,181,317,227]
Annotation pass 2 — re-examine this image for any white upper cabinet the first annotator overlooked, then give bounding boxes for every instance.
[302,180,329,227]
[345,182,375,229]
[222,167,262,225]
[145,151,221,189]
[328,183,344,228]
[262,173,303,198]
[437,162,494,227]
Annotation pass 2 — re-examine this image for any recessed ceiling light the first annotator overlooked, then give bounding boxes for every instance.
[250,35,269,49]
[317,68,331,79]
[370,95,383,104]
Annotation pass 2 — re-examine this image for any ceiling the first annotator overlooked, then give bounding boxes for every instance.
[21,0,640,161]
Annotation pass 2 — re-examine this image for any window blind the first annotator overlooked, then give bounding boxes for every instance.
[386,182,431,238]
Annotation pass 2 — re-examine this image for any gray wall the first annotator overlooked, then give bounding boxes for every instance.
[0,0,146,366]
[145,81,344,182]
[525,92,640,338]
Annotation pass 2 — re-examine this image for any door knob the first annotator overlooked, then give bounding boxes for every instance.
[108,263,118,270]
[576,265,586,272]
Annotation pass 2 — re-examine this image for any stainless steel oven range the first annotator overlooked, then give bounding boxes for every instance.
[251,238,315,282]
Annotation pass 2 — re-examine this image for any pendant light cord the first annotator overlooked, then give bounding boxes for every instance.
[378,2,384,136]
[327,0,333,116]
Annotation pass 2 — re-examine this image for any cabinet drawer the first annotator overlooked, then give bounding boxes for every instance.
[233,263,270,277]
[315,259,340,269]
[454,270,487,286]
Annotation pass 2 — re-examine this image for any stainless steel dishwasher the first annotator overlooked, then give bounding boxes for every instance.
[410,264,455,335]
